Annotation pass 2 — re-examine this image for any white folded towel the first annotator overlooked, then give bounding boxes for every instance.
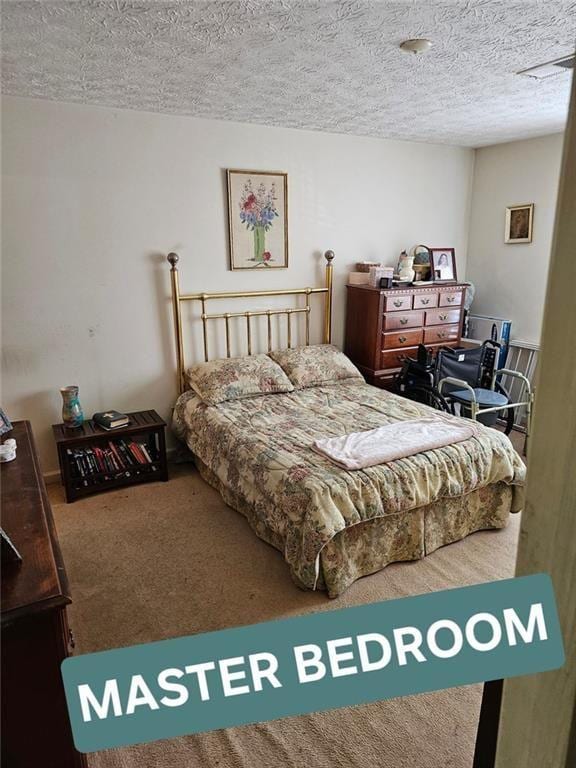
[312,418,474,470]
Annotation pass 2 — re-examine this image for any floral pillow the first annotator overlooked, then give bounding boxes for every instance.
[186,354,294,405]
[269,345,363,389]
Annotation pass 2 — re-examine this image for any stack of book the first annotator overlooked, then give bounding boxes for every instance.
[93,410,130,431]
[67,438,158,487]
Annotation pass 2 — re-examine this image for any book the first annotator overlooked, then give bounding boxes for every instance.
[108,441,124,470]
[128,442,147,465]
[93,410,130,430]
[85,449,98,474]
[118,439,137,467]
[139,443,153,463]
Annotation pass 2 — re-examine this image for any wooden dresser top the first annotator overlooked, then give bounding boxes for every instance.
[1,421,70,624]
[346,281,468,296]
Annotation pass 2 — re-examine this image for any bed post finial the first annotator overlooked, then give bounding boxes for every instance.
[167,252,185,394]
[323,250,334,345]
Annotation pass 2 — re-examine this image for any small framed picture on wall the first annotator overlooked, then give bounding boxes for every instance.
[430,248,457,282]
[505,203,534,244]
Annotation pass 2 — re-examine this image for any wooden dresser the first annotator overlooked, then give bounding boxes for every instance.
[1,421,87,768]
[344,282,467,388]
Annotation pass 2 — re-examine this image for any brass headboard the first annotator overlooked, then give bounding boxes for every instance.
[167,250,335,395]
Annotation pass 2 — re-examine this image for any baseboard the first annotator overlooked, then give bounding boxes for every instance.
[44,469,63,485]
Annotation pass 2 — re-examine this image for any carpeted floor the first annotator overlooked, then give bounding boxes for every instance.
[50,462,521,768]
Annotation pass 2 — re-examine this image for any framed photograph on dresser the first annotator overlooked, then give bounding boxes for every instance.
[430,248,457,282]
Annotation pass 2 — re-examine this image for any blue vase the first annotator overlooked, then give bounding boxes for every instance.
[60,385,84,429]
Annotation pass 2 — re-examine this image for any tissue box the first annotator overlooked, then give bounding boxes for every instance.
[348,271,371,285]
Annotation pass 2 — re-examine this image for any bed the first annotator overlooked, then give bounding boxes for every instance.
[166,252,525,597]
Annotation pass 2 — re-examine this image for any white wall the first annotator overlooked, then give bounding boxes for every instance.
[1,96,474,472]
[466,133,564,344]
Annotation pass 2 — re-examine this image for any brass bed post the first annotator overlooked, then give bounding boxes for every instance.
[246,313,252,355]
[305,289,311,346]
[323,250,335,344]
[167,253,185,395]
[200,296,209,362]
[224,314,231,358]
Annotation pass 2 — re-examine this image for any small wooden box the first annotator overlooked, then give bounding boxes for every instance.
[52,410,168,503]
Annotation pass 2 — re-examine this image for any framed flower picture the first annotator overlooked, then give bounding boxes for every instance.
[227,170,288,270]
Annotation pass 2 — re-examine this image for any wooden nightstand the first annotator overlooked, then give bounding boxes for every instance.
[52,410,168,503]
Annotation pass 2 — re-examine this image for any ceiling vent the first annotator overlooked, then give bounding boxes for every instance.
[518,54,575,80]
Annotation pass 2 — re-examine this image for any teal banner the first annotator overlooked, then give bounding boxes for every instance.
[62,573,564,753]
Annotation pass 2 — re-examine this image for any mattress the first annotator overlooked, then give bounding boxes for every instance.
[172,380,525,594]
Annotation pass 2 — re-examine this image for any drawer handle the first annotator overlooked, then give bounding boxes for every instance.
[439,313,448,321]
[399,318,409,325]
[437,331,447,339]
[398,336,407,343]
[398,354,407,362]
[421,298,430,305]
[393,299,403,308]
[446,296,456,303]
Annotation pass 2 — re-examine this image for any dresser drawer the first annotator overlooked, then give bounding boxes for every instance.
[439,290,463,307]
[380,347,418,370]
[382,329,423,349]
[424,324,461,344]
[382,310,424,330]
[425,308,461,326]
[413,293,438,309]
[384,294,412,312]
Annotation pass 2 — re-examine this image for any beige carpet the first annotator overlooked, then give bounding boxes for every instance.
[50,464,521,768]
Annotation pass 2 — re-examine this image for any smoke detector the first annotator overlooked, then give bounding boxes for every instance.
[400,39,433,55]
[518,54,575,80]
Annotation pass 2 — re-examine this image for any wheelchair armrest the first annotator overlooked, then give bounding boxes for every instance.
[494,369,533,400]
[437,377,477,402]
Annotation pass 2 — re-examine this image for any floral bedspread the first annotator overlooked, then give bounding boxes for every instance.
[172,381,525,590]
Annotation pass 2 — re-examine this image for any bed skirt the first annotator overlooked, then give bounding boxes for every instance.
[193,455,513,598]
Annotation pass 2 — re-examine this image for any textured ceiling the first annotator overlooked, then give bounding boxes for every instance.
[1,0,575,147]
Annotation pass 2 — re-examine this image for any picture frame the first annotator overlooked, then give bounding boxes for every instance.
[412,244,432,282]
[505,204,534,244]
[227,169,288,270]
[430,248,457,283]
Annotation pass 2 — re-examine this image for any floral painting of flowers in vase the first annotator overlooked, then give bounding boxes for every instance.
[227,170,288,270]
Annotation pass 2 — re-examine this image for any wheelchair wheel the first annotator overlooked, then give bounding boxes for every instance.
[404,386,452,413]
[502,406,515,435]
[494,381,515,435]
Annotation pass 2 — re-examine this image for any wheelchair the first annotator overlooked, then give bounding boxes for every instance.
[394,341,533,448]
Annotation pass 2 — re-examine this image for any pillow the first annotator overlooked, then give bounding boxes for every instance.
[186,354,294,405]
[269,345,363,389]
